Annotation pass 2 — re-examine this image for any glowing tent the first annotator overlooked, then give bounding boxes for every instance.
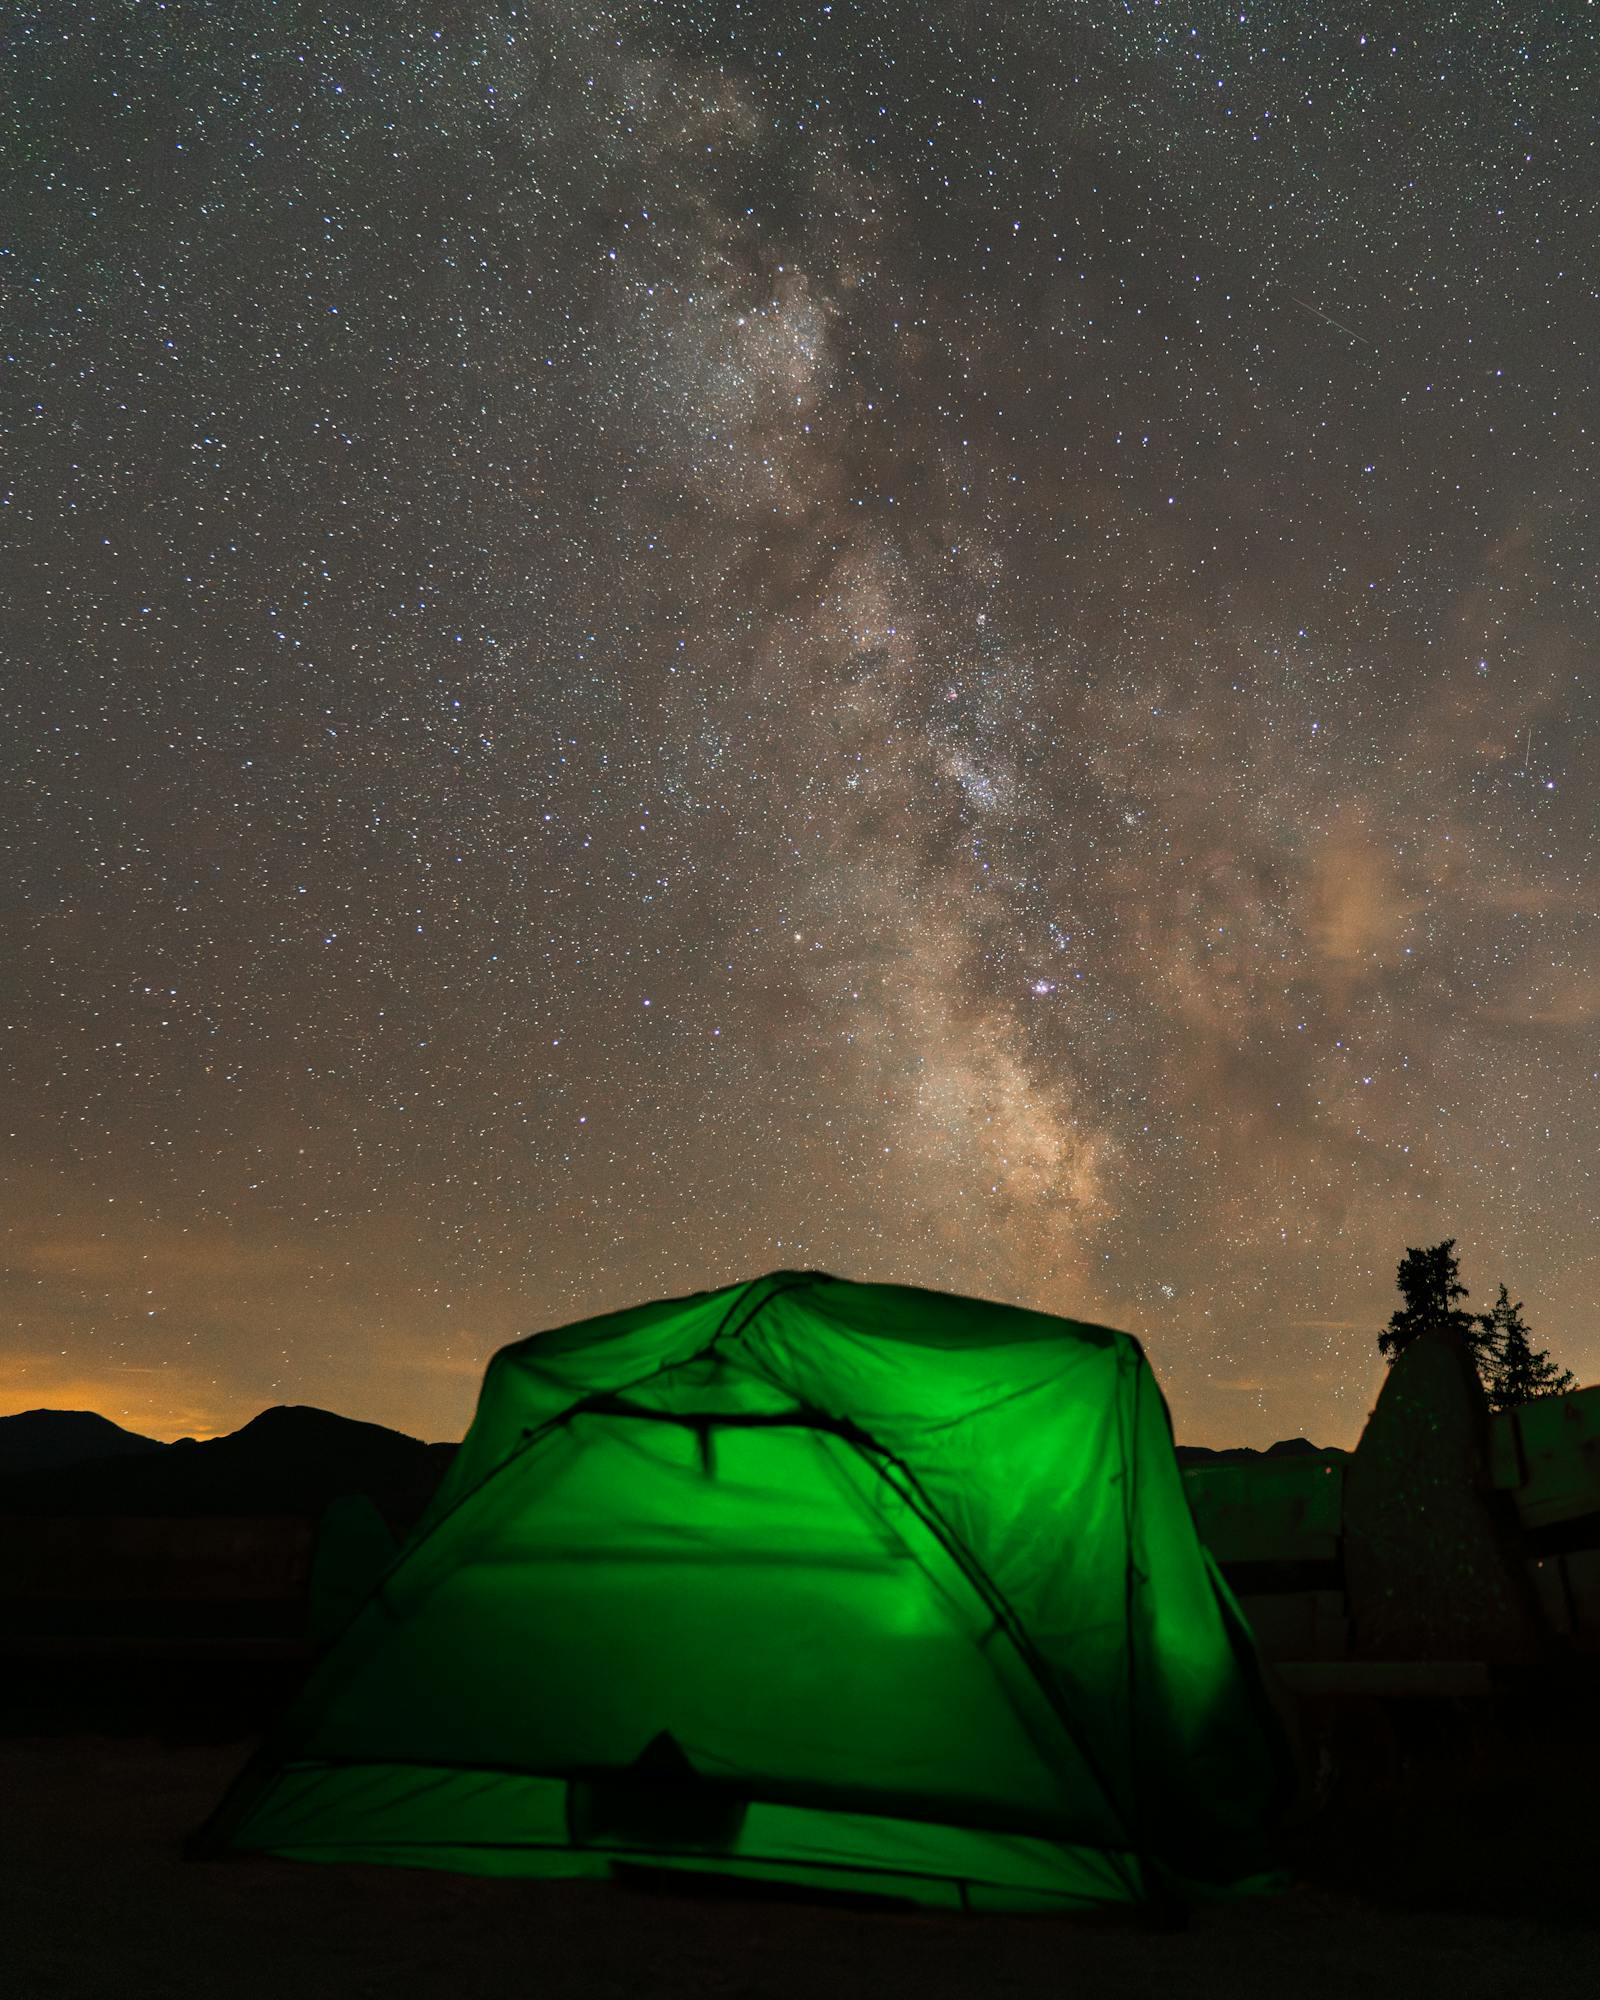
[203,1272,1291,1911]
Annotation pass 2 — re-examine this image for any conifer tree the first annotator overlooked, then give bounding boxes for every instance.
[1377,1246,1577,1411]
[1378,1239,1481,1364]
[1474,1284,1576,1413]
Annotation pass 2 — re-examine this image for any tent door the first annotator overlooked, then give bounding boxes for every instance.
[567,1728,749,1853]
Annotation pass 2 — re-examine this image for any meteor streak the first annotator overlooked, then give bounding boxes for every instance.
[1290,294,1378,348]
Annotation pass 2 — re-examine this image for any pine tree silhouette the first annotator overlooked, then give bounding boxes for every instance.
[1378,1244,1576,1410]
[1378,1239,1481,1365]
[1474,1284,1576,1413]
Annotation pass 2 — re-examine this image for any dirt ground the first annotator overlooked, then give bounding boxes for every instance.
[3,1729,1596,2000]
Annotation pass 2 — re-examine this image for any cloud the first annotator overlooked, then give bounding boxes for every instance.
[0,1348,228,1441]
[1303,812,1422,991]
[1486,969,1600,1028]
[1476,881,1580,915]
[0,1166,506,1439]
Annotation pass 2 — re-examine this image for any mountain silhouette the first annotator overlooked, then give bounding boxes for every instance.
[0,1405,455,1524]
[1174,1436,1347,1467]
[0,1403,1340,1518]
[0,1409,167,1477]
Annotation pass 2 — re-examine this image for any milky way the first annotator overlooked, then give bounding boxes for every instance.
[5,4,1597,1444]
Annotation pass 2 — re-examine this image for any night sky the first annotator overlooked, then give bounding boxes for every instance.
[5,4,1597,1447]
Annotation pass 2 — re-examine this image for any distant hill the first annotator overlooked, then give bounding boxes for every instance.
[1174,1437,1349,1467]
[0,1403,1340,1520]
[0,1409,167,1477]
[0,1405,456,1526]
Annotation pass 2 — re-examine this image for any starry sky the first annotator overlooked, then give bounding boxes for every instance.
[4,3,1597,1447]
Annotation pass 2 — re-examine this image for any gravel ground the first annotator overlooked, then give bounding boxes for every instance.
[3,1731,1596,2000]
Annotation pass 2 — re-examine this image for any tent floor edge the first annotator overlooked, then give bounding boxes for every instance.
[223,1760,1155,1911]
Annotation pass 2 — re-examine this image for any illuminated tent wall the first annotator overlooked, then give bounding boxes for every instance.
[203,1272,1292,1911]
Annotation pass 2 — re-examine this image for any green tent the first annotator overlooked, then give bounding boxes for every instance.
[203,1272,1291,1911]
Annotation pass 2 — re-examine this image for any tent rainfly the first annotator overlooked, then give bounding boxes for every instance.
[200,1272,1293,1911]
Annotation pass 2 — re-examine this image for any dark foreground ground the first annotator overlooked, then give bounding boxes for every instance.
[4,1713,1597,2000]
